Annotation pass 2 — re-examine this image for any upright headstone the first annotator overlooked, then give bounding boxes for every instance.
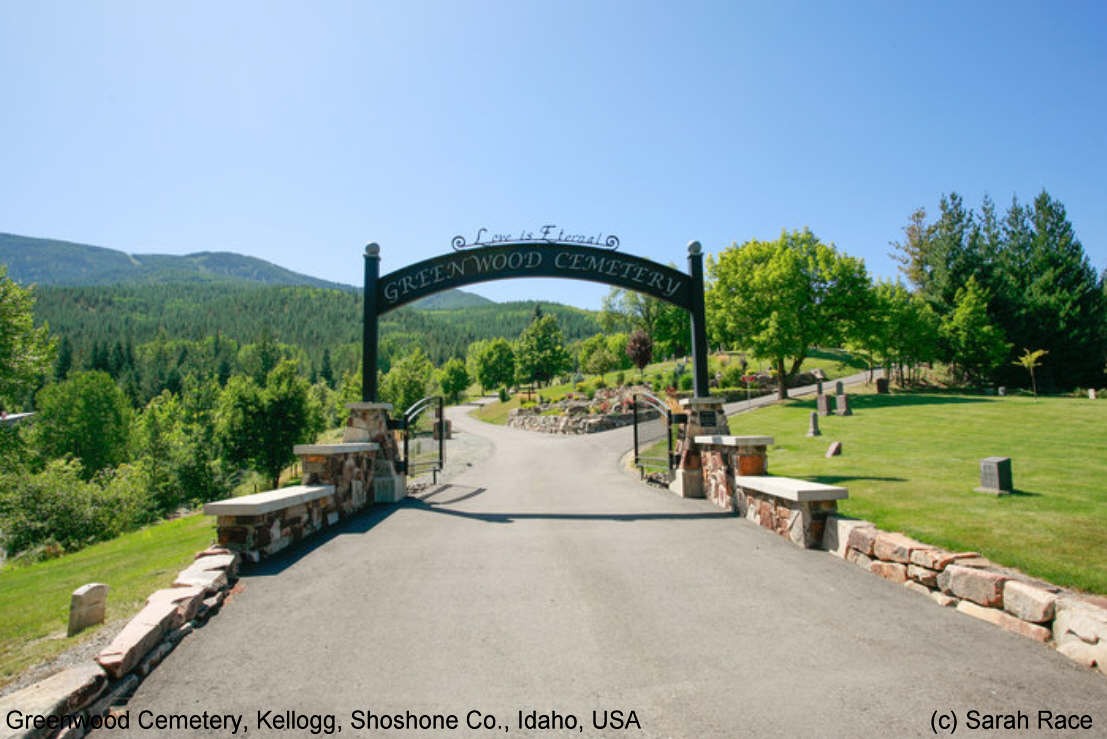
[975,456,1013,495]
[1090,389,1098,400]
[68,583,109,637]
[834,380,844,396]
[816,379,824,396]
[835,394,852,416]
[816,394,831,416]
[997,386,1006,396]
[806,411,821,437]
[875,377,889,394]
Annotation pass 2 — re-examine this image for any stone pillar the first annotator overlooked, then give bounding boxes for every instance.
[669,396,729,498]
[344,402,406,502]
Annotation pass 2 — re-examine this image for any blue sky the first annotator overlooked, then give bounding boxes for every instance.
[2,1,1104,308]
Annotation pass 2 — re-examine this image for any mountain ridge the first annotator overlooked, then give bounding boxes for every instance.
[0,231,494,310]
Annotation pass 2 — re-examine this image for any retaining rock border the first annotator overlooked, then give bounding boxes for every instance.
[0,546,240,739]
[823,515,1107,677]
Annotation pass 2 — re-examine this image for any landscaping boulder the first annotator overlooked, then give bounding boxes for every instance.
[96,599,180,679]
[937,565,1006,607]
[821,516,874,558]
[870,562,908,583]
[0,663,107,739]
[1052,597,1107,675]
[1002,581,1057,624]
[909,548,958,570]
[907,565,939,588]
[846,526,879,557]
[956,601,1050,642]
[873,532,931,563]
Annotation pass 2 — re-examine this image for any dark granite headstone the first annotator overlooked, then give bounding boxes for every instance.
[975,456,1012,495]
[834,380,844,396]
[876,377,889,394]
[816,379,824,396]
[806,411,821,437]
[816,394,830,416]
[835,394,852,416]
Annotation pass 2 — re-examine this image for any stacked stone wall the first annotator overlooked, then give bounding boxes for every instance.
[826,516,1107,676]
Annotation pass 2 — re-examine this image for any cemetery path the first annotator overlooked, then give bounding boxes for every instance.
[114,402,1105,738]
[723,367,883,416]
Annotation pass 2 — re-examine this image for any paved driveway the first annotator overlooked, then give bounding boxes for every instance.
[110,404,1105,737]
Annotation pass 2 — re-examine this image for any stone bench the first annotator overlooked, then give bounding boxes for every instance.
[205,485,338,561]
[694,435,774,508]
[732,475,847,549]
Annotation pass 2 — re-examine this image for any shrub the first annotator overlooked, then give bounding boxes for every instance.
[616,371,626,386]
[498,387,509,402]
[595,377,607,389]
[678,374,693,390]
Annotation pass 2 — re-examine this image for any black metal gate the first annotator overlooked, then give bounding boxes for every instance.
[402,395,445,483]
[632,392,683,483]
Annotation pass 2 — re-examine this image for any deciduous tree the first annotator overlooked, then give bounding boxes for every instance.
[707,229,871,399]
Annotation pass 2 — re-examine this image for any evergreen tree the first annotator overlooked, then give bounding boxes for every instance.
[320,348,335,389]
[55,336,73,382]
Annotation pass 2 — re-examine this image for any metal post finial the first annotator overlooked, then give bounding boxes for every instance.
[688,240,702,255]
[365,243,380,257]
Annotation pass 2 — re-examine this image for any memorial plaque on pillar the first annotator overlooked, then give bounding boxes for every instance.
[835,394,852,416]
[699,410,718,428]
[975,456,1012,495]
[816,394,830,416]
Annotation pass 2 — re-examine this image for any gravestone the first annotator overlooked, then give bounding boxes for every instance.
[1091,389,1098,400]
[816,394,831,416]
[806,411,821,437]
[816,379,823,396]
[835,394,852,416]
[68,583,109,637]
[997,386,1006,396]
[834,380,844,396]
[975,456,1013,495]
[825,441,842,458]
[876,377,889,394]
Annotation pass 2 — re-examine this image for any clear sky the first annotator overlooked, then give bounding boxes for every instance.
[2,1,1104,308]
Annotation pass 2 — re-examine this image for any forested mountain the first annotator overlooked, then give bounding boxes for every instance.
[32,283,600,378]
[0,232,350,289]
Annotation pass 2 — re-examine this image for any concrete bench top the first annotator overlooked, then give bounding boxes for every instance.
[293,442,379,455]
[203,485,335,516]
[733,475,847,503]
[695,435,775,447]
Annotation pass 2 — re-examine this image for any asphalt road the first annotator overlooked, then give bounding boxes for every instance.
[108,404,1106,738]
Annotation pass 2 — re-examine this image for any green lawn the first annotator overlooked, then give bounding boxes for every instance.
[0,514,216,688]
[723,390,1107,594]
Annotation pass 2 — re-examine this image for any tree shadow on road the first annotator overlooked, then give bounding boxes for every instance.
[244,502,403,577]
[399,493,735,525]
